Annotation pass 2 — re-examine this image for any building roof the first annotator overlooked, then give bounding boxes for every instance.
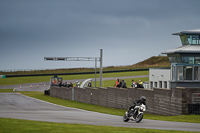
[172,29,200,35]
[162,45,200,54]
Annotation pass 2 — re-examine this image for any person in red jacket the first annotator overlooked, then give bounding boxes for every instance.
[115,78,119,87]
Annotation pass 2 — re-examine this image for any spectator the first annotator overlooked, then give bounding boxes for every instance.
[138,80,144,88]
[52,79,57,84]
[118,79,122,88]
[76,81,80,87]
[68,82,73,87]
[116,79,122,88]
[135,82,138,88]
[131,79,135,88]
[63,82,67,87]
[88,81,92,87]
[121,80,127,88]
[115,78,119,87]
[58,80,63,87]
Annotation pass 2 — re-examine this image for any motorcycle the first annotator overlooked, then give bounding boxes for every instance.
[123,104,146,123]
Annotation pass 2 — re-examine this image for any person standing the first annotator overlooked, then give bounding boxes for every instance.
[131,79,135,88]
[76,81,80,87]
[68,82,73,87]
[115,78,119,87]
[138,80,144,88]
[118,79,122,88]
[88,81,92,87]
[121,80,127,88]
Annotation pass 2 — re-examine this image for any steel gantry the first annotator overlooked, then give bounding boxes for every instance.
[44,49,103,87]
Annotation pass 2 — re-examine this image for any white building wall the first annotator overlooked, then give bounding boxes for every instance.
[149,68,171,89]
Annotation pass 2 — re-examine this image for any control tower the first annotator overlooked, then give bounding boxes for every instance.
[162,29,200,88]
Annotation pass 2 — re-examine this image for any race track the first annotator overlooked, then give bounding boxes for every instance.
[0,93,200,132]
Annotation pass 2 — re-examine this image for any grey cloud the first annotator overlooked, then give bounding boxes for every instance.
[0,0,200,70]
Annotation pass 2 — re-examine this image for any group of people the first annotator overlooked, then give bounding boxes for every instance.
[61,81,73,87]
[115,78,127,88]
[56,80,92,88]
[115,79,144,88]
[131,79,144,88]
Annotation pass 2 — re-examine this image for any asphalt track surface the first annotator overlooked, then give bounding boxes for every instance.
[0,93,200,132]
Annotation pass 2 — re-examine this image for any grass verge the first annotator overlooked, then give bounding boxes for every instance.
[0,117,195,133]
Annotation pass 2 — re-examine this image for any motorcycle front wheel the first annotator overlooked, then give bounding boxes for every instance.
[123,114,129,122]
[135,113,143,123]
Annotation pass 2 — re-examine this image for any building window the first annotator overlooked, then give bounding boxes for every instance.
[177,66,183,81]
[183,57,193,64]
[195,57,200,64]
[184,66,193,80]
[194,66,200,80]
[168,54,181,64]
[164,81,167,88]
[180,35,189,45]
[150,81,153,89]
[187,35,200,45]
[159,81,162,88]
[171,65,176,81]
[154,82,157,88]
[175,65,200,81]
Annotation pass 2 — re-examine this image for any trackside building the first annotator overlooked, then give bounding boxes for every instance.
[149,29,200,89]
[49,29,200,115]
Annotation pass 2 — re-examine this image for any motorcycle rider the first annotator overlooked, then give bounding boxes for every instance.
[127,96,148,118]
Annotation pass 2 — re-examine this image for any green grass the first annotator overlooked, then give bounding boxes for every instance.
[0,118,195,133]
[0,89,14,93]
[0,71,149,86]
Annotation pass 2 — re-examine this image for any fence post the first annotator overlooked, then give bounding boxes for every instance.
[72,88,74,101]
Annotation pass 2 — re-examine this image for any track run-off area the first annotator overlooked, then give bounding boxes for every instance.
[0,75,200,132]
[0,93,200,132]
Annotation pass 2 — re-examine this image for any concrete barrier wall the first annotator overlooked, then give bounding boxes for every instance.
[154,88,172,115]
[50,86,200,116]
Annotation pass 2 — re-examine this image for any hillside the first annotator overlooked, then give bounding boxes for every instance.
[0,56,170,75]
[105,56,170,70]
[132,56,170,68]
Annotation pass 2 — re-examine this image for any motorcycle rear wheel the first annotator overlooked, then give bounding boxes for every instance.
[123,114,129,122]
[135,113,143,123]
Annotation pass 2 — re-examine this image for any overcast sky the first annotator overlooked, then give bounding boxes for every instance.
[0,0,200,70]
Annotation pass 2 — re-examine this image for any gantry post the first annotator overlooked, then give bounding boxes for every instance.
[100,49,103,87]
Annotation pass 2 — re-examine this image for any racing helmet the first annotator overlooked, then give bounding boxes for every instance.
[141,96,146,102]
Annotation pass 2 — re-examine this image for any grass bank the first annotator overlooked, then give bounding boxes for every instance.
[0,118,194,133]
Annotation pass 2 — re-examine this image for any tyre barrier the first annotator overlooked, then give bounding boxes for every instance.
[44,90,50,95]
